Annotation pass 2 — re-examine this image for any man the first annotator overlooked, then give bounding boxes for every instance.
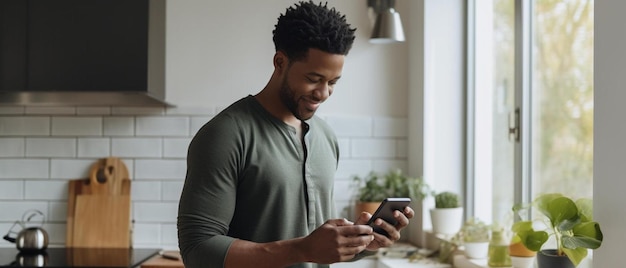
[177,1,414,267]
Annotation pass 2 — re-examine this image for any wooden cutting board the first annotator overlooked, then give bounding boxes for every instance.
[66,157,132,248]
[140,251,184,268]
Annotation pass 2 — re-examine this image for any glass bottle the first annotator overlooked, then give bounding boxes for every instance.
[488,229,511,267]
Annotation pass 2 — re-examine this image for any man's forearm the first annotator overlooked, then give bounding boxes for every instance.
[224,237,307,268]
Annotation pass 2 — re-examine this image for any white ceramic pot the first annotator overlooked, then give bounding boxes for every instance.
[511,256,536,268]
[463,241,489,259]
[429,207,463,235]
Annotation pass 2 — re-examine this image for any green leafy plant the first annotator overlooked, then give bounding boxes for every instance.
[434,191,461,208]
[509,223,538,257]
[512,193,603,267]
[457,217,491,243]
[352,169,432,202]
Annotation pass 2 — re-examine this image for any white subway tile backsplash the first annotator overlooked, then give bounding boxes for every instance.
[335,159,372,179]
[397,139,408,158]
[351,139,397,158]
[135,159,186,179]
[77,107,111,115]
[0,117,50,136]
[189,116,212,136]
[50,159,96,180]
[103,117,134,136]
[372,160,409,175]
[0,181,23,200]
[77,138,110,157]
[162,181,183,201]
[0,138,25,157]
[132,223,161,244]
[48,201,68,222]
[51,117,102,136]
[26,107,76,115]
[161,223,178,245]
[0,107,408,249]
[112,138,162,158]
[337,138,351,159]
[166,107,215,116]
[324,115,373,137]
[26,138,76,157]
[132,181,162,201]
[163,138,191,158]
[112,107,165,115]
[0,106,25,115]
[0,159,49,179]
[0,201,49,221]
[134,202,178,222]
[25,180,68,200]
[45,223,66,245]
[373,117,408,137]
[136,117,189,137]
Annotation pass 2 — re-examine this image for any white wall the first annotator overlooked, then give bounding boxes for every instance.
[165,0,410,117]
[593,1,626,267]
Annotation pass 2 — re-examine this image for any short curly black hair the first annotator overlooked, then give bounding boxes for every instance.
[273,1,356,61]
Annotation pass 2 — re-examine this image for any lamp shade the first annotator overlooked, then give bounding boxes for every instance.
[370,8,405,44]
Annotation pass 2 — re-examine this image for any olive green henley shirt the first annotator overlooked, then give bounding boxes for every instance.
[178,95,339,268]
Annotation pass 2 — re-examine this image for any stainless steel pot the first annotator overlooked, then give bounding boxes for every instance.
[3,210,49,252]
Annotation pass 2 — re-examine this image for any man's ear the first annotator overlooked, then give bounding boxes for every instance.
[274,51,288,71]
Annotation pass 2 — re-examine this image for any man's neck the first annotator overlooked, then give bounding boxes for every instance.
[254,90,301,130]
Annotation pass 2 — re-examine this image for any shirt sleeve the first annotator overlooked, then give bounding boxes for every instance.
[177,117,242,268]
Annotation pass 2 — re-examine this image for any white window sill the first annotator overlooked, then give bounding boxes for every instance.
[331,242,451,268]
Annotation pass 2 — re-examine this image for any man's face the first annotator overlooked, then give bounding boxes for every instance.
[278,48,345,121]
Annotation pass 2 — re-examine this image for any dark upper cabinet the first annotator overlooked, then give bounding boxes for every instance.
[0,0,168,106]
[0,1,27,91]
[28,0,149,92]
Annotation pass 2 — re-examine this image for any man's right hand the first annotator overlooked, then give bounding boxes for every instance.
[296,218,375,264]
[223,219,374,268]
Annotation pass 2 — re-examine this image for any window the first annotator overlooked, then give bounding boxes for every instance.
[469,0,594,225]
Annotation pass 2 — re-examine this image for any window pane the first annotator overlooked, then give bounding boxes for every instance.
[531,0,594,200]
[473,0,515,224]
[492,0,516,222]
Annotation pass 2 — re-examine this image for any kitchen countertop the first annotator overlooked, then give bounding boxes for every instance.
[0,247,160,267]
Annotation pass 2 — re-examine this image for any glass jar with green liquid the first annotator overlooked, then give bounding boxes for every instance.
[488,229,511,267]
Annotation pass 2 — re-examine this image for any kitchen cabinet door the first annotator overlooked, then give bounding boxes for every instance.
[0,0,27,91]
[27,0,149,92]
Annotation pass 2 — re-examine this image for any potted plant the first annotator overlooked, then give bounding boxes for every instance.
[456,217,491,259]
[352,169,431,219]
[430,191,463,235]
[512,193,603,268]
[509,223,539,268]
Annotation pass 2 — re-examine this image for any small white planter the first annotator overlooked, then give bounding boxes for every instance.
[430,207,463,235]
[511,256,536,268]
[463,241,489,259]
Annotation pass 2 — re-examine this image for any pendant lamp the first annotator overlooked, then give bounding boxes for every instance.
[368,0,405,44]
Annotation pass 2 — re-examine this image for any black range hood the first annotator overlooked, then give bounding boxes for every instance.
[0,0,171,107]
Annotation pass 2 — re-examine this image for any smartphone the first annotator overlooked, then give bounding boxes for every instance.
[366,197,411,237]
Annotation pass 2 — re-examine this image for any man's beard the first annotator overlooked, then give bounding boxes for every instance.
[279,76,312,121]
